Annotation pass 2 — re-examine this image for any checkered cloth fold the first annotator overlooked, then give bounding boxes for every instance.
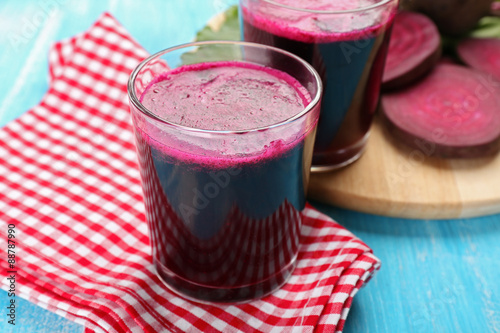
[0,13,380,333]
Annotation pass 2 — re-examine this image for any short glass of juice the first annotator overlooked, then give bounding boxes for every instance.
[127,41,322,303]
[240,0,398,170]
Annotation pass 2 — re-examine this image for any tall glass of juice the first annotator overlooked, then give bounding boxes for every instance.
[240,0,398,170]
[128,41,322,303]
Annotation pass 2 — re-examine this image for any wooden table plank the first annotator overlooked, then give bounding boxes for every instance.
[313,202,500,333]
[0,290,82,332]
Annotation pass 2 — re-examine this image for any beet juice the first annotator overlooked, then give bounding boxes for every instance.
[128,48,321,303]
[241,0,398,169]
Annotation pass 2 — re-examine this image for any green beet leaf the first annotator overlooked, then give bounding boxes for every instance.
[181,5,241,65]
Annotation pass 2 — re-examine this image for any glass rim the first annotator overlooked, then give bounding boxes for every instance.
[127,40,322,135]
[260,0,396,14]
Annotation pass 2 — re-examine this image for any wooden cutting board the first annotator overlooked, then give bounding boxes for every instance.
[308,114,500,219]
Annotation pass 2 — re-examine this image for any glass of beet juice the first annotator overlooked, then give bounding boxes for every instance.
[127,41,322,303]
[240,0,398,170]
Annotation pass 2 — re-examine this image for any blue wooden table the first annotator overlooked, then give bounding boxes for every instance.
[1,1,499,332]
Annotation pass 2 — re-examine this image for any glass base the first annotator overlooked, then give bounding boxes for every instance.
[154,255,298,304]
[311,131,370,172]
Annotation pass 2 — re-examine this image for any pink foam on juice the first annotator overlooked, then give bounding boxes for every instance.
[139,61,312,168]
[241,0,395,43]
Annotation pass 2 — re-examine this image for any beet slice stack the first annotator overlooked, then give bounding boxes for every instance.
[381,63,500,158]
[457,38,500,81]
[382,11,441,91]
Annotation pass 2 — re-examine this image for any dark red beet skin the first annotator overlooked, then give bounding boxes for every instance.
[382,11,441,91]
[457,38,500,81]
[400,0,493,36]
[382,63,500,158]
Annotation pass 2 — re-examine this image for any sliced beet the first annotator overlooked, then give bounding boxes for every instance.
[381,63,500,158]
[457,38,500,81]
[382,11,441,91]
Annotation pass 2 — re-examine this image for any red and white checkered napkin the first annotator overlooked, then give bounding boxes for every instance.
[0,13,380,333]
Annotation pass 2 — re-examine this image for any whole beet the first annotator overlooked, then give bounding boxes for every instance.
[401,0,493,36]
